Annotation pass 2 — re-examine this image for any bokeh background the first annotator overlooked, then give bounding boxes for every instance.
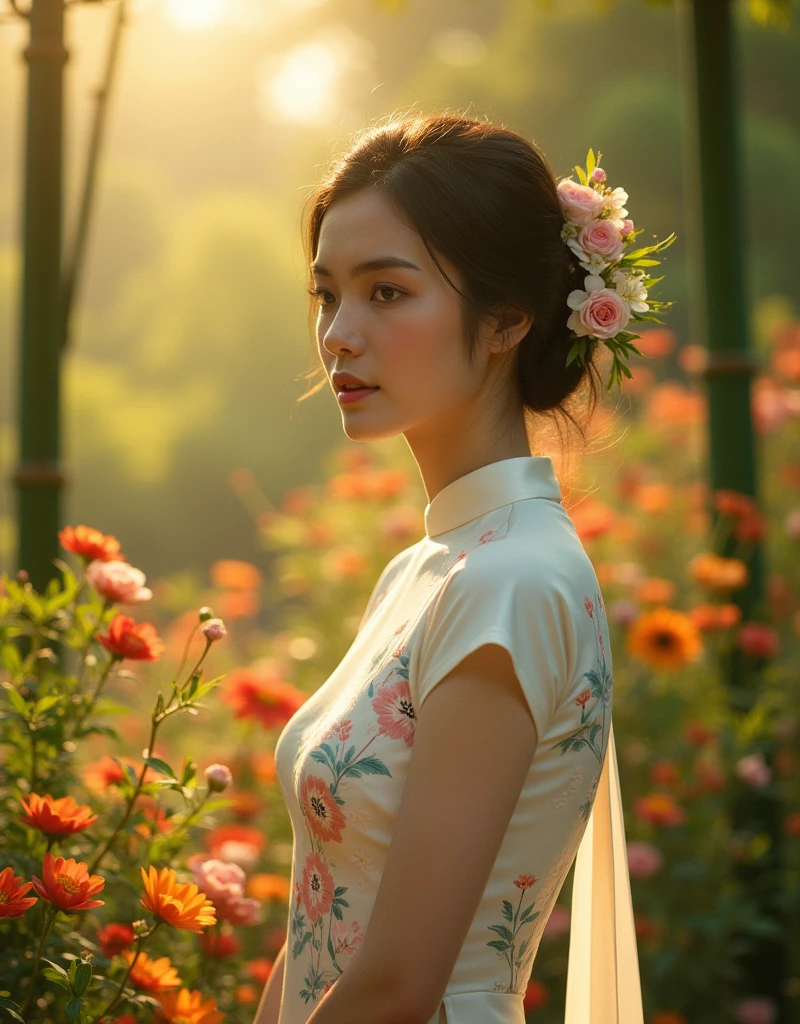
[0,0,797,577]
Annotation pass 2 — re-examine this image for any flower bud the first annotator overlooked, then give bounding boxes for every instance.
[16,569,29,583]
[198,606,215,622]
[205,763,233,792]
[132,918,149,937]
[620,219,634,238]
[202,618,228,642]
[589,166,606,183]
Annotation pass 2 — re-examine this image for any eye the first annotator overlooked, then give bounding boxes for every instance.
[373,285,403,303]
[307,287,336,306]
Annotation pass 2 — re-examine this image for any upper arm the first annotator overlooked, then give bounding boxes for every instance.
[351,642,538,1021]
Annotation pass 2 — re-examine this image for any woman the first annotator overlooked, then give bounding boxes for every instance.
[255,111,645,1024]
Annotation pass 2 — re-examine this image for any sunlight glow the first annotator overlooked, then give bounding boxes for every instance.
[164,0,227,31]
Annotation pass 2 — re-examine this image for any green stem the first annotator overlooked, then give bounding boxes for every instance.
[182,639,213,691]
[29,725,38,792]
[20,904,57,1019]
[175,620,201,685]
[69,654,120,742]
[88,710,159,875]
[91,925,160,1023]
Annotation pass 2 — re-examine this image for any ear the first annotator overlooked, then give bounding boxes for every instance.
[486,306,534,353]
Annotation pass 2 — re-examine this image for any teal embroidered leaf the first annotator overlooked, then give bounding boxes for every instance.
[320,742,337,762]
[332,794,345,805]
[488,923,514,942]
[309,751,330,766]
[501,900,514,922]
[292,932,311,959]
[487,939,511,953]
[334,896,350,908]
[334,886,348,897]
[344,756,392,779]
[331,903,343,920]
[519,906,540,925]
[343,745,355,764]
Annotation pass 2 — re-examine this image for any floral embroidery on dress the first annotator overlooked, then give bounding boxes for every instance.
[486,873,541,993]
[550,590,613,821]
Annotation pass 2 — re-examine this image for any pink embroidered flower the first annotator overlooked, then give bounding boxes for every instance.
[584,595,594,619]
[300,852,334,924]
[332,918,364,957]
[333,719,353,743]
[299,775,347,844]
[575,689,592,707]
[372,680,416,747]
[478,530,495,544]
[513,873,538,890]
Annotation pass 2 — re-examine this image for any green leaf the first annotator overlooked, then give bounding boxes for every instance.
[0,997,25,1022]
[41,969,71,991]
[0,643,23,675]
[586,148,596,177]
[35,694,62,715]
[65,998,83,1020]
[630,258,660,267]
[42,959,70,981]
[574,165,587,186]
[72,962,92,997]
[145,757,175,778]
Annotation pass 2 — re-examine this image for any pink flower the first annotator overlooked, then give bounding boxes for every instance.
[190,857,261,926]
[301,852,334,924]
[85,559,152,604]
[201,618,228,642]
[734,997,778,1024]
[372,680,416,747]
[737,622,780,659]
[620,219,634,238]
[557,179,606,226]
[568,219,624,269]
[784,508,800,539]
[589,167,606,184]
[626,841,663,879]
[735,753,772,788]
[567,278,631,340]
[332,919,364,957]
[609,598,639,627]
[542,904,570,939]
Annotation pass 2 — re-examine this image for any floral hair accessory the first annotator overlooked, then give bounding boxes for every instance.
[557,149,677,392]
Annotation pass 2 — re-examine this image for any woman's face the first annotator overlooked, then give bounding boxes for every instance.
[311,188,509,449]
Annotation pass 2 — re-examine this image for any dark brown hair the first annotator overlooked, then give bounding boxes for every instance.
[297,110,604,455]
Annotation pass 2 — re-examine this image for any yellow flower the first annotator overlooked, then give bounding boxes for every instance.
[156,987,223,1024]
[122,949,181,992]
[140,866,216,933]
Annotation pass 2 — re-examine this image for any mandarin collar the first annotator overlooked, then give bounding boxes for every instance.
[423,456,562,539]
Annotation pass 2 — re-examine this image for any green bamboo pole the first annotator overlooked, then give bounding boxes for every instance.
[678,0,787,1016]
[12,0,68,590]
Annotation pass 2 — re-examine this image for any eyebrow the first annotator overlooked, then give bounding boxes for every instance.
[311,256,423,278]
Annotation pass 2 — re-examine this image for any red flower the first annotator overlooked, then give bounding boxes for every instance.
[575,688,592,707]
[59,524,124,562]
[737,622,780,659]
[300,852,334,924]
[0,866,38,918]
[523,979,550,1010]
[247,959,273,984]
[634,793,685,827]
[82,755,127,793]
[220,667,306,730]
[513,873,538,890]
[97,614,165,661]
[199,929,242,958]
[684,720,716,747]
[97,922,135,957]
[20,793,97,836]
[31,853,105,911]
[299,775,347,844]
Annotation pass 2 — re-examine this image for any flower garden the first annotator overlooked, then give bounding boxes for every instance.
[1,314,799,1023]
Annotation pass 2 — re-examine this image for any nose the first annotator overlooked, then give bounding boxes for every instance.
[320,301,367,358]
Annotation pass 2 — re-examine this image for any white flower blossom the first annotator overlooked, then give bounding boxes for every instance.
[602,185,629,223]
[611,269,649,312]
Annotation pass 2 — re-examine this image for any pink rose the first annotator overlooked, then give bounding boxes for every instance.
[191,857,261,925]
[204,763,233,792]
[571,218,624,266]
[626,841,663,879]
[85,559,152,604]
[567,281,631,340]
[557,179,605,226]
[735,753,772,788]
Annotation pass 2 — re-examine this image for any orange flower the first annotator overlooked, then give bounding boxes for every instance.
[217,589,260,620]
[369,468,411,499]
[689,553,749,592]
[235,985,259,1004]
[632,483,673,514]
[156,988,223,1024]
[59,524,124,562]
[140,866,216,932]
[564,496,616,541]
[31,853,105,911]
[513,874,538,890]
[20,793,97,836]
[204,823,265,860]
[210,559,262,591]
[323,546,368,580]
[627,608,703,670]
[97,614,166,661]
[122,949,181,992]
[634,577,676,605]
[688,603,742,631]
[247,958,273,984]
[220,666,306,730]
[228,790,262,820]
[634,793,686,827]
[0,865,38,918]
[199,929,241,958]
[247,873,291,902]
[82,755,127,793]
[134,797,174,838]
[97,922,134,957]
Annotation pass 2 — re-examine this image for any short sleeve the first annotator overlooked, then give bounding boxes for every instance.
[357,546,416,634]
[413,556,575,743]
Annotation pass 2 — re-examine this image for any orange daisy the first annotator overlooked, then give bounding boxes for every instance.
[687,603,742,631]
[627,607,703,671]
[140,866,216,932]
[156,988,223,1024]
[122,949,181,992]
[688,553,749,592]
[20,793,97,836]
[58,524,124,562]
[0,866,38,918]
[31,853,105,911]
